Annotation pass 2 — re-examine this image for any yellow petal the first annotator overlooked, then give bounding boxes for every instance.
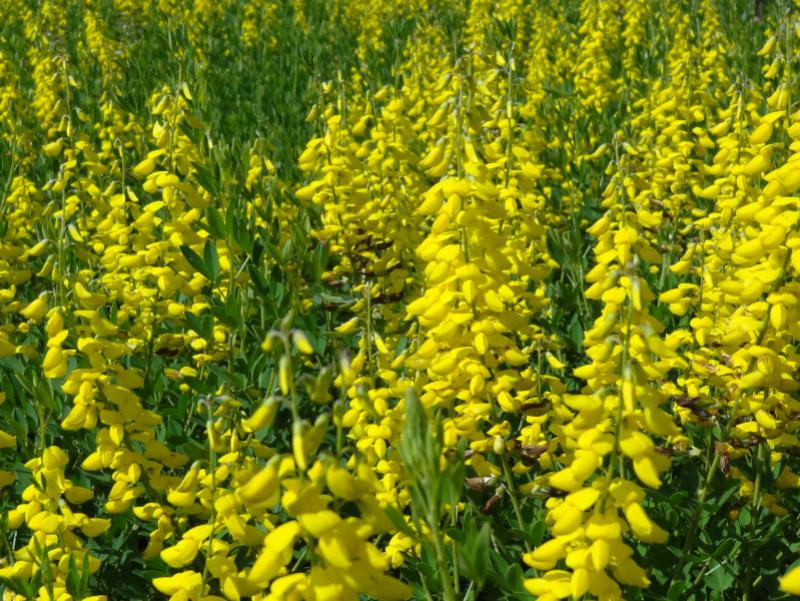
[153,571,203,596]
[781,566,800,595]
[298,510,340,537]
[236,464,278,505]
[633,455,662,489]
[81,518,111,538]
[160,539,200,568]
[523,538,566,570]
[0,429,16,448]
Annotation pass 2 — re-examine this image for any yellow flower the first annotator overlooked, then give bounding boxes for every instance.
[161,539,201,568]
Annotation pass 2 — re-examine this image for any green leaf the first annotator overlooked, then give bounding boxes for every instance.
[280,239,293,264]
[192,161,220,196]
[472,522,491,585]
[738,506,752,527]
[384,504,415,536]
[667,581,686,601]
[65,554,81,598]
[80,551,91,597]
[205,206,227,238]
[504,563,528,596]
[567,314,583,349]
[248,263,271,294]
[705,560,735,591]
[447,527,466,544]
[0,576,31,598]
[180,244,210,280]
[232,215,254,253]
[204,239,221,284]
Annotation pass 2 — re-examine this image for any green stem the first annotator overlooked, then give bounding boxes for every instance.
[501,454,530,552]
[428,516,457,601]
[742,442,764,601]
[201,414,218,596]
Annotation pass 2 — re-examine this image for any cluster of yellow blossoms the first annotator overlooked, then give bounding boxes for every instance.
[5,1,800,601]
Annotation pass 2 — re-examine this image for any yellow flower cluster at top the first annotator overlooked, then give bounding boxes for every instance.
[3,1,800,601]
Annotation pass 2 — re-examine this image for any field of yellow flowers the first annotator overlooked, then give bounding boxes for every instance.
[7,0,800,600]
